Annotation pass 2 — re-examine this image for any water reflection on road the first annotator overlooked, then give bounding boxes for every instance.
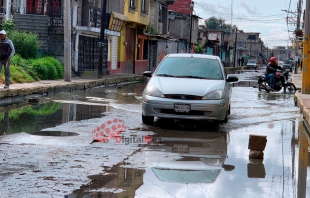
[0,102,108,135]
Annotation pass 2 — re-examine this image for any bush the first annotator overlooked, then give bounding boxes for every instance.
[10,65,36,83]
[7,30,39,59]
[43,56,64,79]
[9,54,64,81]
[31,57,64,80]
[11,54,40,81]
[0,64,35,84]
[0,18,14,32]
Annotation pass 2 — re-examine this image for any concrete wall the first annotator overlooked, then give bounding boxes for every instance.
[149,0,169,35]
[168,12,198,45]
[236,32,262,59]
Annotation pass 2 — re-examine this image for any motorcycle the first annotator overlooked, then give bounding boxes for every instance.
[257,69,296,93]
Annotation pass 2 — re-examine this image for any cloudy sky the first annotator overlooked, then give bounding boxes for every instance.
[193,0,303,48]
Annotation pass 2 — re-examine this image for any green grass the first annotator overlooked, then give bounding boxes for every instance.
[1,54,64,84]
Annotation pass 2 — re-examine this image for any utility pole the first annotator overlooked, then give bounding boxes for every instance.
[295,0,302,74]
[233,27,237,67]
[64,0,71,82]
[98,0,107,78]
[302,0,310,94]
[188,1,194,53]
[6,0,11,19]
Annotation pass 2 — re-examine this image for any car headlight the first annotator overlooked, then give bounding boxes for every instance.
[143,86,164,98]
[202,90,223,100]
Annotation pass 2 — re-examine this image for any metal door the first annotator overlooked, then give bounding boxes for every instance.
[111,36,118,70]
[124,27,135,74]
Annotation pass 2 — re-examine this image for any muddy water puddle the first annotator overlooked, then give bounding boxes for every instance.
[66,120,310,198]
[0,102,108,136]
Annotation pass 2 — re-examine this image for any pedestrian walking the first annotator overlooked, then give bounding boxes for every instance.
[0,30,15,89]
[241,57,244,66]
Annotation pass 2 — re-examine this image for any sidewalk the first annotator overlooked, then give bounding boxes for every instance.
[0,74,145,106]
[292,72,310,126]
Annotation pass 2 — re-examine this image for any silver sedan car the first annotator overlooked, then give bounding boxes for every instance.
[142,53,238,125]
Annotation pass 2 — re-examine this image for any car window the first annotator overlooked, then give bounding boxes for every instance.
[155,57,224,80]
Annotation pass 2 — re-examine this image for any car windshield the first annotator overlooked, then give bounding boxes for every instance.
[155,57,224,80]
[248,61,256,64]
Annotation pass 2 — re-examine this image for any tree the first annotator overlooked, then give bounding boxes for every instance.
[194,44,204,54]
[204,17,232,30]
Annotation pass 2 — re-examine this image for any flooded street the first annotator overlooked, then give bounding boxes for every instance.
[0,76,309,198]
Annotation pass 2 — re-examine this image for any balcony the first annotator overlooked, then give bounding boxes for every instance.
[76,7,110,29]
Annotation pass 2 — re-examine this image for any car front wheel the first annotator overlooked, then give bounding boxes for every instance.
[142,114,154,125]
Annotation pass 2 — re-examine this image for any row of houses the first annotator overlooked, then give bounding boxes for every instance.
[198,26,295,66]
[0,0,293,77]
[0,0,196,76]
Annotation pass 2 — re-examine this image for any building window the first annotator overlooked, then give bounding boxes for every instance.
[141,0,148,13]
[247,35,256,40]
[130,0,137,9]
[158,4,162,23]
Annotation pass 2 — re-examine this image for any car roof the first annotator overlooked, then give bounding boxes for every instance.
[166,53,219,60]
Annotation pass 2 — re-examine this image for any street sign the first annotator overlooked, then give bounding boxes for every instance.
[104,29,120,37]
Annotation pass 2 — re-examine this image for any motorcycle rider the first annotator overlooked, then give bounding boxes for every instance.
[265,57,284,91]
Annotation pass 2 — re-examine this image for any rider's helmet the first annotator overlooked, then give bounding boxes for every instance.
[269,57,277,65]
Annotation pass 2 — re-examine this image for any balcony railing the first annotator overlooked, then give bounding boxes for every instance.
[77,7,110,29]
[0,7,24,14]
[49,6,63,27]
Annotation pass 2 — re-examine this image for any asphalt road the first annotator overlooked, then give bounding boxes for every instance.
[0,78,307,198]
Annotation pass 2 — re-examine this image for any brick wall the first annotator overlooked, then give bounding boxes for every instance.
[168,0,191,14]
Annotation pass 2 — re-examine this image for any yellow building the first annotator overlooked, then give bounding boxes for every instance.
[115,0,150,75]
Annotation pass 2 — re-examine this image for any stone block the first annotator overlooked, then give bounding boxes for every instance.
[248,134,267,151]
[249,150,264,159]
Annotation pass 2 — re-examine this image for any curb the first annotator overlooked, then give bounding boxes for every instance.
[295,92,310,125]
[0,75,146,106]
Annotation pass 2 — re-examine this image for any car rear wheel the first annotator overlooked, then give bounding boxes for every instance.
[142,114,154,125]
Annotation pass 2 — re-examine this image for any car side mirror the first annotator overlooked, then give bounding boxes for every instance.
[143,71,152,77]
[226,76,238,82]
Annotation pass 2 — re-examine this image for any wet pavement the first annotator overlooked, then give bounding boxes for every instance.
[0,74,309,198]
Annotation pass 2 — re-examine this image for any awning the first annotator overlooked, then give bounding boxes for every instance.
[208,33,219,41]
[108,12,129,32]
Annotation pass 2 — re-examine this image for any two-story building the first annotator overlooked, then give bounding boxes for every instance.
[2,0,181,76]
[168,0,198,54]
[197,26,234,67]
[71,0,151,75]
[235,31,264,64]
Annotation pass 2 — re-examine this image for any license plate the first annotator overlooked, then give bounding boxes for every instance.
[174,104,190,112]
[172,144,189,153]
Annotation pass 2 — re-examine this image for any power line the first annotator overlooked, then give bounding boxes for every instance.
[195,2,287,19]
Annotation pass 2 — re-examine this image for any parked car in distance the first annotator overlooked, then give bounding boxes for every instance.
[283,60,294,72]
[282,63,293,72]
[141,53,239,125]
[278,61,284,68]
[246,59,257,70]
